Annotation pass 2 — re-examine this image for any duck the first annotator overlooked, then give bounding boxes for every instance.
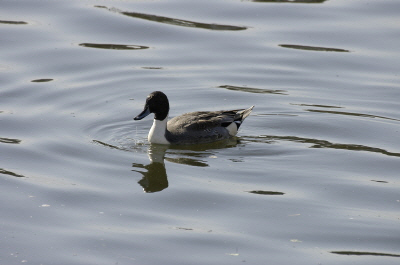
[134,91,254,145]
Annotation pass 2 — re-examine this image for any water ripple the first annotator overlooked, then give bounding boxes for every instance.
[0,137,21,144]
[31,78,54,83]
[0,168,25,178]
[219,85,287,95]
[331,251,400,258]
[291,103,343,109]
[246,190,285,195]
[279,44,350,52]
[306,109,400,122]
[0,20,28,25]
[96,6,247,31]
[79,43,149,50]
[246,135,400,158]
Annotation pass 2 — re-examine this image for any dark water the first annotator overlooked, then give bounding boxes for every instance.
[1,0,400,264]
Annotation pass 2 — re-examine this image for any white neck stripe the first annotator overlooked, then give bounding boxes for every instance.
[148,116,170,144]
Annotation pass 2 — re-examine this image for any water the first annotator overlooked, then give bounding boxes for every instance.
[1,0,400,264]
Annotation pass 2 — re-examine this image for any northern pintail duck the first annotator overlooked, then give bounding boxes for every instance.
[134,91,254,145]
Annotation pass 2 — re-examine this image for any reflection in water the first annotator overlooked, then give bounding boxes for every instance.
[165,138,240,168]
[371,180,388,184]
[247,190,285,195]
[79,43,149,50]
[331,251,400,258]
[93,140,168,192]
[291,103,343,109]
[95,6,247,31]
[132,139,240,193]
[279,44,350,52]
[219,85,287,95]
[243,135,400,158]
[134,163,169,193]
[133,145,169,193]
[31,79,54,83]
[0,137,21,144]
[93,140,130,151]
[0,168,25,178]
[141,67,163,70]
[306,109,400,122]
[165,157,208,167]
[0,20,28,25]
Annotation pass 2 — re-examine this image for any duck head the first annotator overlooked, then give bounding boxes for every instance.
[134,91,170,121]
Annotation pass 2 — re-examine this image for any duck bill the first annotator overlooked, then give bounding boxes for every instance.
[134,106,151,120]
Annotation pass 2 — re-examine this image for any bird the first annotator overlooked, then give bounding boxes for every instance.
[134,91,254,145]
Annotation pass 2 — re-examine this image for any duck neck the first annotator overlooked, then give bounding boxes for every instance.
[148,116,170,145]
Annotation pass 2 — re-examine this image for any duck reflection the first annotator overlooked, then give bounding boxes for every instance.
[132,145,169,193]
[132,138,239,193]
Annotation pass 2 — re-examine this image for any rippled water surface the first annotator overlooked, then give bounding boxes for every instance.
[1,0,400,264]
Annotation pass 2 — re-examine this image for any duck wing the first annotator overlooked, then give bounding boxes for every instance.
[166,106,254,144]
[168,106,254,132]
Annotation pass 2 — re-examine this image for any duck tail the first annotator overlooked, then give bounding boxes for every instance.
[240,105,254,120]
[233,106,254,130]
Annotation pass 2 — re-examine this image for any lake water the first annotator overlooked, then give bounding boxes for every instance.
[1,0,400,264]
